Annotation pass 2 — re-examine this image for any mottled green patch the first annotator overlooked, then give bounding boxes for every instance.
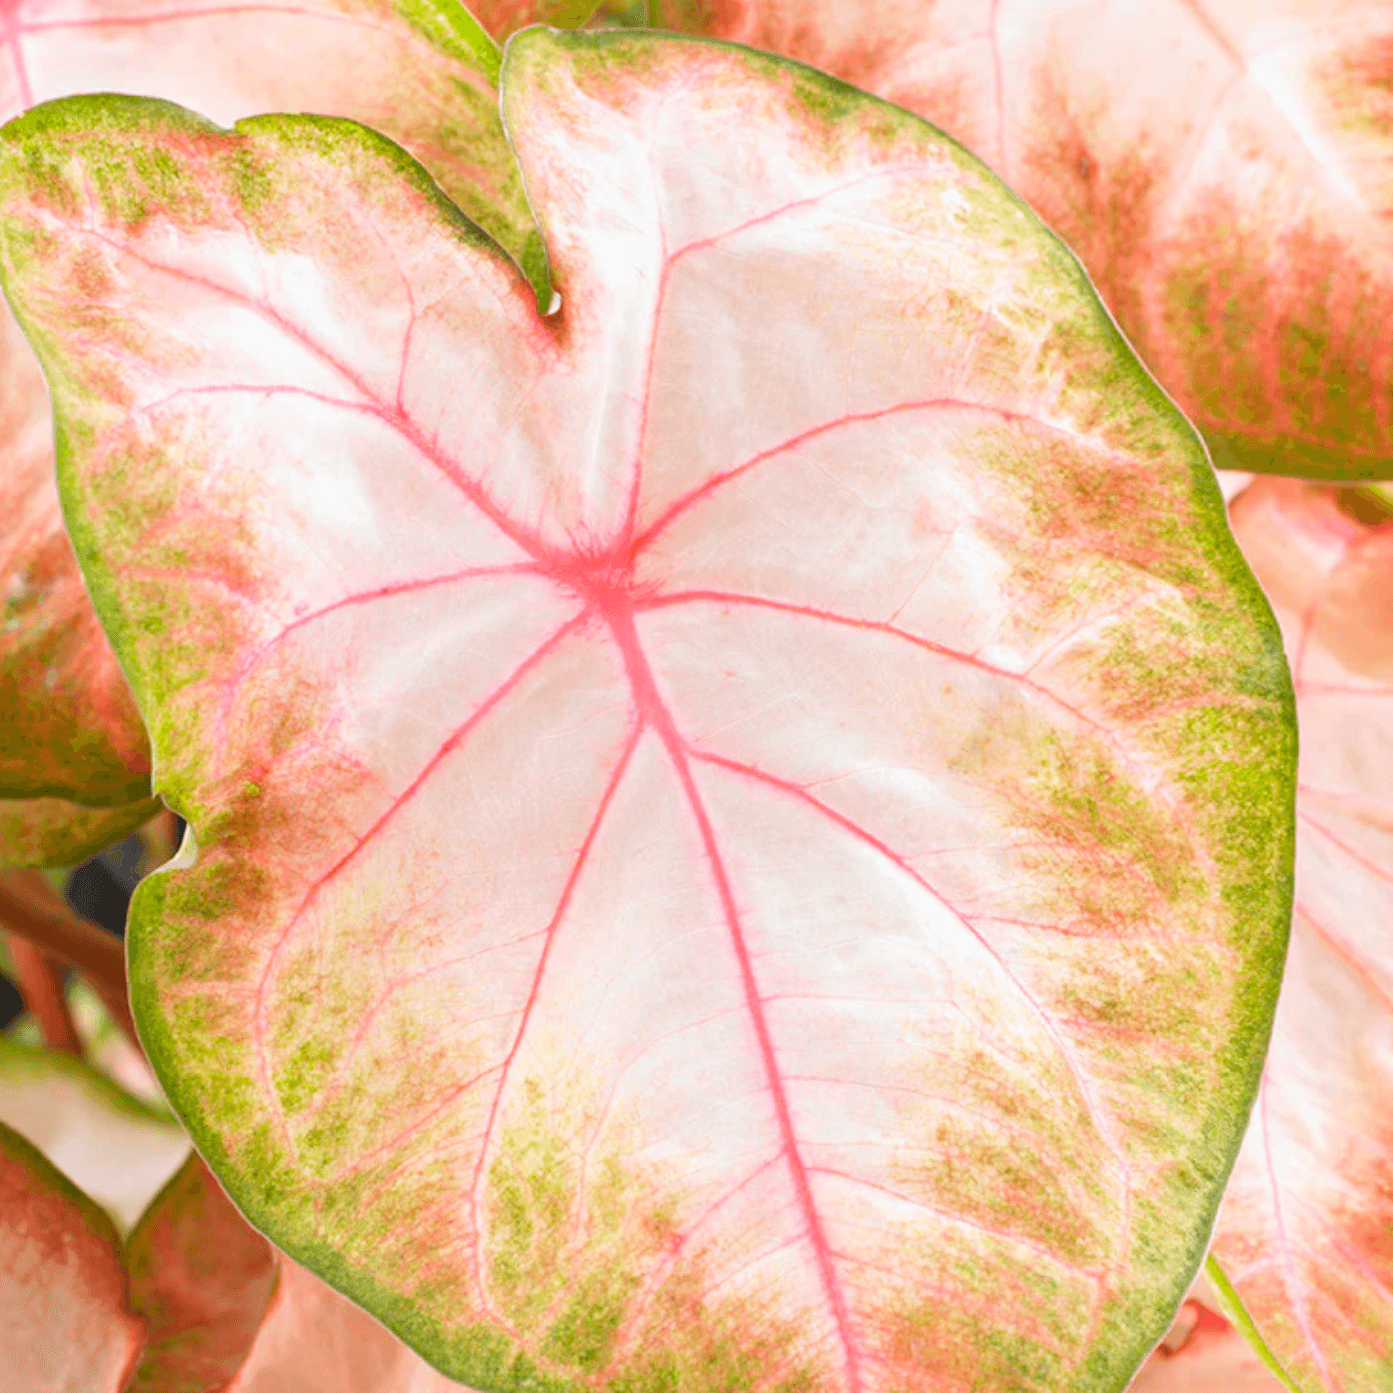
[288,978,482,1179]
[8,144,80,221]
[274,1033,341,1120]
[393,0,501,82]
[783,61,902,146]
[894,1035,1118,1276]
[485,1073,666,1372]
[956,701,1200,941]
[1,96,218,233]
[1161,186,1393,480]
[224,145,276,218]
[157,853,268,928]
[473,1066,834,1392]
[871,1245,1078,1393]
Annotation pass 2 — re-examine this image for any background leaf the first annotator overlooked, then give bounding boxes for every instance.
[648,0,1393,481]
[0,1119,144,1392]
[1128,1281,1290,1392]
[0,794,161,871]
[225,1257,470,1392]
[125,1153,278,1393]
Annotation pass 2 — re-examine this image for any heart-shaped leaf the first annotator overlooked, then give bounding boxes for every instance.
[650,0,1393,481]
[0,0,537,866]
[0,1119,144,1391]
[0,1033,189,1232]
[0,30,1296,1390]
[1210,479,1393,1391]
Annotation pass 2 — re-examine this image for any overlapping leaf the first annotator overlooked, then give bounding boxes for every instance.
[651,0,1393,481]
[1210,479,1393,1391]
[125,1154,278,1392]
[2,1117,281,1393]
[0,1083,460,1393]
[0,0,537,865]
[0,1119,144,1391]
[0,30,1295,1391]
[470,0,603,38]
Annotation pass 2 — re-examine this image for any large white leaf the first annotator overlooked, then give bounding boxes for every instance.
[0,30,1294,1390]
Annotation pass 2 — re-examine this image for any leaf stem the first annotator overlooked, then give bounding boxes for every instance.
[3,934,82,1055]
[0,871,139,1048]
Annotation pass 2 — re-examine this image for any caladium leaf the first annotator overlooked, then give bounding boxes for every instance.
[0,1119,144,1391]
[0,1034,189,1232]
[125,1153,278,1392]
[0,30,1296,1391]
[0,0,538,866]
[649,0,1393,482]
[1210,479,1393,1392]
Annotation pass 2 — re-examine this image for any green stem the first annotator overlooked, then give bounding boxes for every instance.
[1204,1254,1305,1393]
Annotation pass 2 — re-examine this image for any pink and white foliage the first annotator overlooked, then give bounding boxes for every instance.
[0,28,1295,1391]
[0,0,536,865]
[1214,479,1393,1392]
[650,0,1393,483]
[0,1119,144,1392]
